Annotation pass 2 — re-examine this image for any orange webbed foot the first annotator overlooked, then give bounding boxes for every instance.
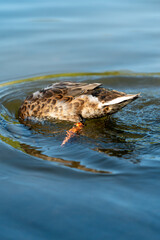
[61,122,84,146]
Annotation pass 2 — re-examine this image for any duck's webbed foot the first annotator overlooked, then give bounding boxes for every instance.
[61,122,84,146]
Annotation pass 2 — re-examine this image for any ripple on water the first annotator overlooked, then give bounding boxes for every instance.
[0,73,160,174]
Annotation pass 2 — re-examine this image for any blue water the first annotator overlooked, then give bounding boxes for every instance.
[0,0,160,239]
[1,0,160,81]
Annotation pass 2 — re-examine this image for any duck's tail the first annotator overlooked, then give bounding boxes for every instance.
[103,93,140,115]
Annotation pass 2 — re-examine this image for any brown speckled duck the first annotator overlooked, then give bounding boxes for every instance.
[18,81,140,122]
[18,81,139,144]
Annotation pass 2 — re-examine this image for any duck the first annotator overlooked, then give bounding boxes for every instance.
[18,81,140,145]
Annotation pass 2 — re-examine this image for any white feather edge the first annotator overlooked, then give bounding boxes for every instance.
[102,93,140,106]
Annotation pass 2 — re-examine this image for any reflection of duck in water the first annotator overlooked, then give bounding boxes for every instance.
[18,82,140,145]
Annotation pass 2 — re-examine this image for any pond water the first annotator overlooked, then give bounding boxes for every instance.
[0,0,160,239]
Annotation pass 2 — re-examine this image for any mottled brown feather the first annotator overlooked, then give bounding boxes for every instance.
[18,81,139,123]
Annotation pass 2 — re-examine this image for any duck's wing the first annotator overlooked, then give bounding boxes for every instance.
[27,82,102,101]
[46,82,102,97]
[90,88,126,102]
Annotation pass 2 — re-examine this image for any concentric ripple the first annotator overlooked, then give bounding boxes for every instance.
[0,72,160,173]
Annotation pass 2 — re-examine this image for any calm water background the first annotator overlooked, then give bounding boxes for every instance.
[0,0,160,239]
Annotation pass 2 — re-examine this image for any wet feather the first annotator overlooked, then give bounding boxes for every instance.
[18,81,139,122]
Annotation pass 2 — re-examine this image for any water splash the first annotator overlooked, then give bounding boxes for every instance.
[0,72,160,173]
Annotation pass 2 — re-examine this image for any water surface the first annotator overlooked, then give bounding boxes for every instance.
[0,0,160,239]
